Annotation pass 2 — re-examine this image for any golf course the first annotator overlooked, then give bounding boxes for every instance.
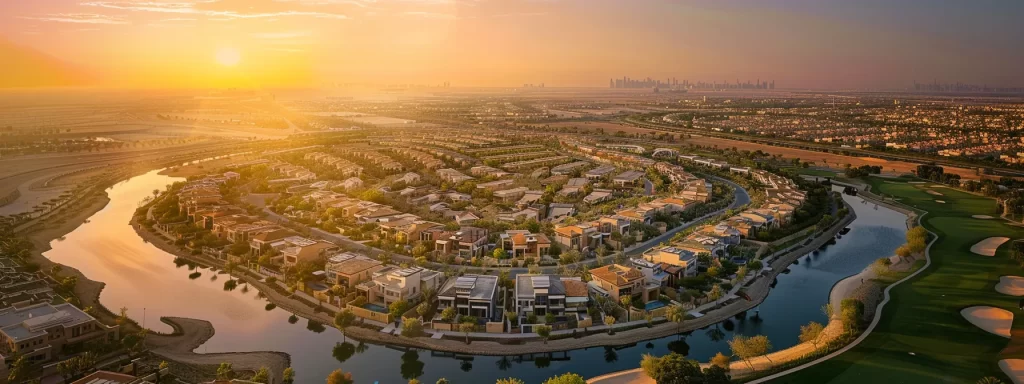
[771,177,1024,383]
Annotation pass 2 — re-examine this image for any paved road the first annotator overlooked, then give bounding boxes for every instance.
[264,178,750,275]
[626,176,749,257]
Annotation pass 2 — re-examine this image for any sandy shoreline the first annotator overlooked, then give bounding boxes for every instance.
[146,317,290,383]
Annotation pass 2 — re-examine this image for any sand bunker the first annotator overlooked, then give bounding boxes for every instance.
[961,306,1013,338]
[926,190,944,196]
[973,215,994,219]
[908,181,926,184]
[997,276,1024,296]
[1001,359,1024,384]
[935,200,946,204]
[971,237,1010,256]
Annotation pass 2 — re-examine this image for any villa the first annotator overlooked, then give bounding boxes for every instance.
[437,275,499,320]
[274,236,339,266]
[248,228,299,256]
[499,230,552,259]
[0,303,119,367]
[612,170,646,188]
[325,252,385,288]
[553,222,603,252]
[357,266,444,308]
[642,246,698,278]
[424,226,489,258]
[515,275,567,328]
[585,165,616,180]
[588,264,657,303]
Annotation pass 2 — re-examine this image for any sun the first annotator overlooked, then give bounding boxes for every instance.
[215,48,241,67]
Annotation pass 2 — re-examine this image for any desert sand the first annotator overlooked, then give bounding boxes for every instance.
[961,306,1013,338]
[1000,359,1024,384]
[996,276,1024,296]
[971,237,1011,257]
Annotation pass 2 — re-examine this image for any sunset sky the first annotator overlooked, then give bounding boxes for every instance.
[3,0,1023,89]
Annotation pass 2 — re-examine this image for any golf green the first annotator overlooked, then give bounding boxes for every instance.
[770,178,1023,383]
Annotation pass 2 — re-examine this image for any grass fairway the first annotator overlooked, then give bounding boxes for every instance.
[787,167,838,178]
[770,177,1024,383]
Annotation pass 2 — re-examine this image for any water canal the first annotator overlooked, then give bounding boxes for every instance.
[43,170,907,383]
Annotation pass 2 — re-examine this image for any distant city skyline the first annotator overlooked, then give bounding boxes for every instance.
[2,0,1024,89]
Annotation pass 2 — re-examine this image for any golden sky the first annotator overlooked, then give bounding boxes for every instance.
[3,0,1023,89]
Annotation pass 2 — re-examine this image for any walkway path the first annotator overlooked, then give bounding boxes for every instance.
[743,190,936,384]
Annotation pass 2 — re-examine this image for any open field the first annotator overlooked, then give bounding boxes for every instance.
[683,135,982,181]
[771,177,1024,383]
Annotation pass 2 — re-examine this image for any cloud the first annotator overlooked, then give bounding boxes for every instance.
[274,0,378,7]
[266,47,307,52]
[490,12,547,18]
[81,1,350,20]
[19,13,129,24]
[403,11,458,19]
[251,31,313,39]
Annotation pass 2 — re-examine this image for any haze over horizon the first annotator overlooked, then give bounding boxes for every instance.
[2,0,1023,90]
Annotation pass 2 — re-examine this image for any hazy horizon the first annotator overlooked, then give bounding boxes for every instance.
[3,0,1024,90]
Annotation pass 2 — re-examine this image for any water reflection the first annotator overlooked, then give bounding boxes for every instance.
[43,170,907,383]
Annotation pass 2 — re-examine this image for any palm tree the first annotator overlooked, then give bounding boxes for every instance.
[335,309,356,343]
[620,296,632,321]
[666,304,686,338]
[459,322,475,344]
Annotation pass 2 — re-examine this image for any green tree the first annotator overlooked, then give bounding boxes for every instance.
[7,355,27,384]
[708,284,724,303]
[666,304,687,336]
[441,306,458,322]
[326,369,354,384]
[416,302,431,320]
[496,379,525,384]
[251,367,270,383]
[390,299,410,320]
[216,362,235,380]
[840,298,865,332]
[535,324,552,344]
[604,315,616,334]
[493,248,508,259]
[709,352,731,371]
[460,321,476,344]
[334,309,356,343]
[283,367,296,384]
[436,379,450,384]
[559,249,581,265]
[799,321,825,349]
[703,365,731,384]
[640,353,703,383]
[402,317,425,337]
[542,373,586,384]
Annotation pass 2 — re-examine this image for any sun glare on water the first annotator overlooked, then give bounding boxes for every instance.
[215,48,241,67]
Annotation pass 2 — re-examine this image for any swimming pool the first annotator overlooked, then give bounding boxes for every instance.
[645,301,668,311]
[362,303,387,313]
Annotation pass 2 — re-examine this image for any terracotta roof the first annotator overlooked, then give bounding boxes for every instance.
[590,264,643,286]
[512,233,527,246]
[562,279,589,297]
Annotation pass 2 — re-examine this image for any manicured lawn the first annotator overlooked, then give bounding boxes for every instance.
[771,177,1024,383]
[787,167,838,178]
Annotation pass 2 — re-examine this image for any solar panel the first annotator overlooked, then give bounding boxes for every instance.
[531,276,550,288]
